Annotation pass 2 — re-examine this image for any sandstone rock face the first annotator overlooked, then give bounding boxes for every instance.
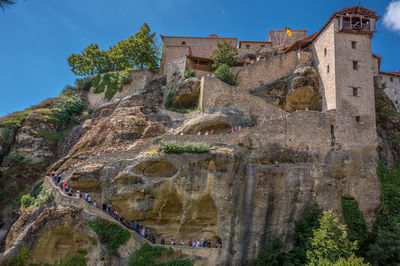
[250,62,322,112]
[172,77,201,109]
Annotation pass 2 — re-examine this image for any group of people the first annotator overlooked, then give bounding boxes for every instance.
[164,238,222,248]
[50,174,223,250]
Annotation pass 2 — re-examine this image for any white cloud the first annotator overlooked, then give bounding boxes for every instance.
[383,0,400,32]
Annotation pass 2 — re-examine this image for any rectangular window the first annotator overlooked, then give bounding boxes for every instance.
[353,61,358,70]
[390,77,393,82]
[324,48,327,56]
[353,87,358,96]
[327,65,330,74]
[351,41,357,49]
[246,44,250,49]
[261,44,265,48]
[356,116,361,122]
[396,100,398,104]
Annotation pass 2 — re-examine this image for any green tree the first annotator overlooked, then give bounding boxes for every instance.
[306,210,358,266]
[214,64,236,86]
[289,204,322,264]
[67,44,108,76]
[210,40,238,69]
[128,23,160,69]
[254,238,292,266]
[0,0,15,11]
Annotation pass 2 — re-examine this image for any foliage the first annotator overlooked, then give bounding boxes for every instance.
[214,64,237,86]
[11,243,29,266]
[67,43,110,76]
[129,243,193,266]
[333,255,370,266]
[32,179,44,198]
[162,142,209,154]
[341,197,368,252]
[52,95,84,125]
[254,238,292,266]
[20,188,53,209]
[1,151,24,166]
[75,77,93,91]
[289,204,322,265]
[51,251,87,266]
[20,194,36,209]
[125,23,161,69]
[210,40,238,69]
[67,23,160,77]
[0,0,15,11]
[364,162,400,265]
[90,71,131,99]
[306,210,358,266]
[88,219,130,255]
[183,68,195,80]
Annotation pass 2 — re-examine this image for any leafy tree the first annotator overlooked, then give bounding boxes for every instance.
[333,255,369,266]
[127,23,160,69]
[306,210,358,266]
[210,40,238,69]
[67,44,109,77]
[0,0,15,11]
[214,64,237,86]
[254,238,292,266]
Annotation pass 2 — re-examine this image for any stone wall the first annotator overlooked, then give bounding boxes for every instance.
[167,57,187,84]
[381,73,400,110]
[268,29,307,47]
[161,46,191,74]
[87,69,161,109]
[334,18,377,149]
[311,20,337,111]
[232,51,313,91]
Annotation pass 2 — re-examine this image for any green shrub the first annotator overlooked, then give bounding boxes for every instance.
[20,194,36,209]
[214,64,236,86]
[183,68,195,80]
[75,77,93,91]
[162,142,209,154]
[11,243,29,266]
[36,188,54,205]
[91,71,131,99]
[255,238,292,266]
[129,243,193,266]
[289,204,322,264]
[2,151,24,166]
[51,251,87,266]
[341,197,368,252]
[32,179,44,197]
[118,70,131,85]
[52,95,84,125]
[61,85,76,96]
[88,219,131,255]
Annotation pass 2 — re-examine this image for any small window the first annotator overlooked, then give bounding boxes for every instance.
[324,48,327,56]
[356,116,361,122]
[246,44,250,49]
[351,41,357,49]
[353,87,358,96]
[181,41,186,45]
[396,100,398,104]
[353,61,358,70]
[261,44,265,48]
[327,65,330,74]
[390,77,394,82]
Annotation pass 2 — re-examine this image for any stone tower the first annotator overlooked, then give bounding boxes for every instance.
[311,5,380,149]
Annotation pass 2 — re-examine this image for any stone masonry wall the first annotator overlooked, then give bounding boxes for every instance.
[381,73,400,110]
[334,19,377,149]
[232,51,313,91]
[311,20,337,111]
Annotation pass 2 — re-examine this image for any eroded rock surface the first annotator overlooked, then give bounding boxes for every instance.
[172,77,201,109]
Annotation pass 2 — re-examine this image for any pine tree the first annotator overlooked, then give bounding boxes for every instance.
[306,210,359,266]
[128,23,160,69]
[210,40,238,69]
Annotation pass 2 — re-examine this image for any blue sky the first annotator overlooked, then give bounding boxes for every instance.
[0,0,399,117]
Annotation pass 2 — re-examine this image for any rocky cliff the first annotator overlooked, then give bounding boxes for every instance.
[0,62,393,265]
